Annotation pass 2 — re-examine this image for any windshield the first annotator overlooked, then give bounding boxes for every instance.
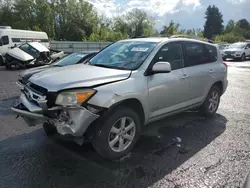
[89,41,157,70]
[52,53,87,66]
[228,43,246,49]
[19,43,40,58]
[219,45,228,50]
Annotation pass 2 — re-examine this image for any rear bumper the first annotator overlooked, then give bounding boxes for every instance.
[222,79,228,95]
[12,92,100,137]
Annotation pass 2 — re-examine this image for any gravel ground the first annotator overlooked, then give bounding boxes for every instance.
[0,61,250,188]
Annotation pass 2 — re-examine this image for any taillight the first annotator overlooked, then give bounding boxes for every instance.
[223,61,227,68]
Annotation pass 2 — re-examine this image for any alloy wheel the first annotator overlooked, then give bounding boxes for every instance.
[108,117,136,152]
[208,90,219,113]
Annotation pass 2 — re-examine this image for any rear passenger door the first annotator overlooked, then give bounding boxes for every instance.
[183,42,218,102]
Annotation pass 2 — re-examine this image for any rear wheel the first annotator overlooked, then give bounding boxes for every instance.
[240,53,246,61]
[92,107,141,160]
[199,85,221,117]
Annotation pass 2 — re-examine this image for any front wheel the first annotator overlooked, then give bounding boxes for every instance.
[240,53,246,61]
[199,85,221,117]
[42,122,57,136]
[92,107,141,160]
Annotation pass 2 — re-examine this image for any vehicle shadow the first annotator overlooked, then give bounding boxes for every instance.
[0,111,227,188]
[55,111,228,187]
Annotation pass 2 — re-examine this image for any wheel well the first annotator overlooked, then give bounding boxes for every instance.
[84,98,145,140]
[213,81,223,95]
[111,98,145,126]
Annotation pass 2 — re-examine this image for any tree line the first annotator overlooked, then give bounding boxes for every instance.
[0,0,249,43]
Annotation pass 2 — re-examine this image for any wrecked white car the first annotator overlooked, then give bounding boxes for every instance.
[4,42,64,69]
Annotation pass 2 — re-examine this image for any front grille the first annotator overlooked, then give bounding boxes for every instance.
[225,51,235,55]
[28,83,47,95]
[25,82,57,108]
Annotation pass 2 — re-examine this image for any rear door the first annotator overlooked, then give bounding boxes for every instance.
[183,42,218,102]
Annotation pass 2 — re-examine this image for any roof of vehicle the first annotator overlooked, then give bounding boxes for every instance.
[120,37,215,45]
[28,42,49,52]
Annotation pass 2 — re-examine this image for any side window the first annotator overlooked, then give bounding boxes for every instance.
[1,36,9,45]
[205,44,218,63]
[153,43,184,70]
[184,42,208,67]
[247,44,250,48]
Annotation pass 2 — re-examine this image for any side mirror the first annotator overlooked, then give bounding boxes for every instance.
[146,61,171,76]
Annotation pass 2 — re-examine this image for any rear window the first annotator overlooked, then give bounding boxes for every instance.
[184,42,208,67]
[205,44,218,63]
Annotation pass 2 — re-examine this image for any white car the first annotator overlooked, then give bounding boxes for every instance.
[222,42,250,61]
[4,42,64,69]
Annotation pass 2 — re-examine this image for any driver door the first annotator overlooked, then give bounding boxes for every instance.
[0,36,10,55]
[147,42,190,119]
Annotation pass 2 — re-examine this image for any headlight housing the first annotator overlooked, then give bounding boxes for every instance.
[236,51,242,54]
[55,89,96,106]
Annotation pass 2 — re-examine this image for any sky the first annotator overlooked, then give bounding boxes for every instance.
[86,0,250,31]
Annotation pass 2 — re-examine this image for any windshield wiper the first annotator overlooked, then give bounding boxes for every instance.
[92,64,120,69]
[92,64,129,70]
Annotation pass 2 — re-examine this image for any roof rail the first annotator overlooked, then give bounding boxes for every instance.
[170,35,210,42]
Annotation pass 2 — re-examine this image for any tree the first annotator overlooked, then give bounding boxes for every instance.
[0,0,14,26]
[236,19,250,30]
[160,20,180,36]
[203,5,224,39]
[224,20,235,33]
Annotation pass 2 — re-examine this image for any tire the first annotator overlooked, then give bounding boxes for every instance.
[240,53,246,62]
[5,60,11,69]
[92,107,141,160]
[5,60,21,70]
[42,122,57,136]
[0,56,4,66]
[199,85,221,117]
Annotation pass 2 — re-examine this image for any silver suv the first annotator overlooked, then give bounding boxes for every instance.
[12,37,228,160]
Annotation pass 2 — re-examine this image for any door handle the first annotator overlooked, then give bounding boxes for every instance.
[181,74,189,79]
[209,69,215,73]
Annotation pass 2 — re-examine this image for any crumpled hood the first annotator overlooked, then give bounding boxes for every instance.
[29,64,131,92]
[7,48,34,61]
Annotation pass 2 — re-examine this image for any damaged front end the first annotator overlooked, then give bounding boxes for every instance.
[11,84,100,142]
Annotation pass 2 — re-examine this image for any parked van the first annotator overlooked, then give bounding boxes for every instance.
[0,26,49,65]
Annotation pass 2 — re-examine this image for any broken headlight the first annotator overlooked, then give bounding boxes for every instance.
[55,89,96,106]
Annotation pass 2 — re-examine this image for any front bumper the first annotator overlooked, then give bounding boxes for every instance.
[223,53,242,59]
[12,91,99,137]
[16,80,25,89]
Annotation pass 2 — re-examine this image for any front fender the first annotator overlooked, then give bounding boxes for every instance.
[87,75,150,123]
